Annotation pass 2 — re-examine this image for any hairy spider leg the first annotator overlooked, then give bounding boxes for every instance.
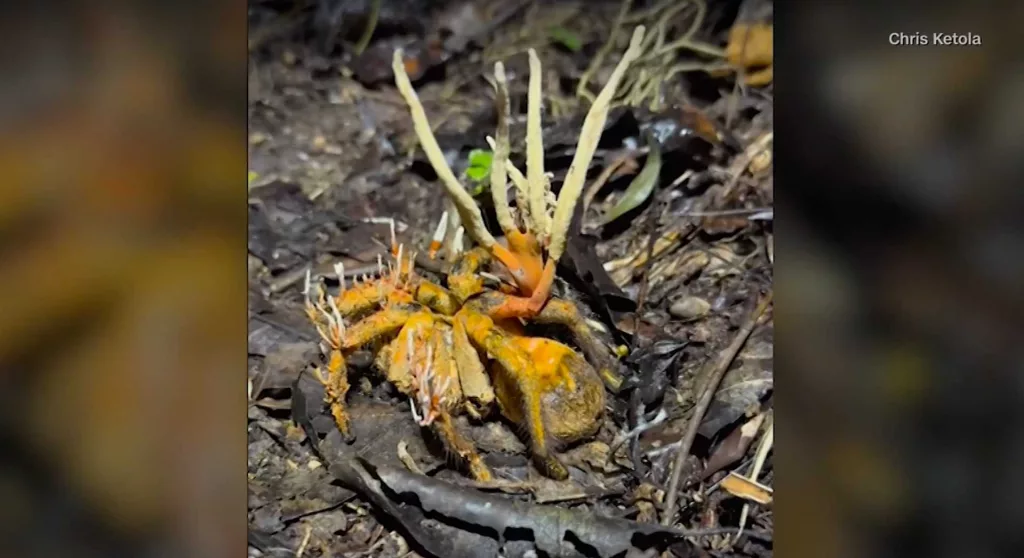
[456,305,570,480]
[534,299,626,393]
[384,313,492,480]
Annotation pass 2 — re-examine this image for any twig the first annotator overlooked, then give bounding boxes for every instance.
[581,149,643,218]
[353,0,380,55]
[660,292,773,525]
[249,313,315,342]
[577,0,635,102]
[630,201,663,349]
[735,414,773,541]
[608,408,668,461]
[397,440,425,475]
[294,524,312,558]
[720,131,773,203]
[675,207,772,218]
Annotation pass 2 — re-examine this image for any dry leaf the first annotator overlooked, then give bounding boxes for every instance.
[725,23,773,86]
[700,412,766,480]
[748,144,772,175]
[703,245,743,278]
[721,471,773,505]
[566,440,617,472]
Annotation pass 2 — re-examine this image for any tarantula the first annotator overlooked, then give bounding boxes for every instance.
[305,26,646,480]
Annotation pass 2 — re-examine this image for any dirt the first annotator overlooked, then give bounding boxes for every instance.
[247,1,773,556]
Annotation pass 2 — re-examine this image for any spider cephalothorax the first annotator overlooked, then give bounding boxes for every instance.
[305,26,646,480]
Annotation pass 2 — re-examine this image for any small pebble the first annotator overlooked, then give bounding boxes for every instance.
[669,296,711,319]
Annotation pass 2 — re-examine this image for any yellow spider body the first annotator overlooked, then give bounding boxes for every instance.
[307,243,619,480]
[306,26,647,480]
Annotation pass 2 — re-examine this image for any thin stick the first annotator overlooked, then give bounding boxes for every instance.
[720,132,773,203]
[353,0,381,55]
[735,415,774,541]
[660,292,773,525]
[577,0,634,102]
[295,524,312,557]
[581,150,641,216]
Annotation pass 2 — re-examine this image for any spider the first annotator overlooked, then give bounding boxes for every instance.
[305,26,646,481]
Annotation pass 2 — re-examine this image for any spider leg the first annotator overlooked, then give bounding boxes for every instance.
[432,412,492,481]
[386,316,492,480]
[327,307,417,440]
[446,246,492,303]
[535,299,625,393]
[451,313,493,414]
[341,307,416,350]
[333,279,390,317]
[428,327,490,481]
[413,281,461,315]
[311,347,353,442]
[307,274,417,441]
[457,306,569,480]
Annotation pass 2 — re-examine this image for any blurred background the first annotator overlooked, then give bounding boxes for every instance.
[0,0,1020,556]
[0,0,246,557]
[779,2,1023,557]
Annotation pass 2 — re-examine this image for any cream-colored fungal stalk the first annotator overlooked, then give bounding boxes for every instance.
[485,135,529,227]
[393,25,646,264]
[392,51,497,250]
[547,25,645,262]
[488,62,517,237]
[526,49,552,238]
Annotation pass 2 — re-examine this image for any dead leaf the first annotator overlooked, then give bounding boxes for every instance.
[701,215,750,236]
[626,338,687,409]
[720,471,772,505]
[748,140,772,175]
[398,440,425,475]
[697,336,773,438]
[700,413,766,480]
[629,483,662,524]
[321,434,766,557]
[703,245,743,278]
[600,137,661,226]
[725,23,773,86]
[565,440,616,473]
[562,204,637,319]
[253,342,319,398]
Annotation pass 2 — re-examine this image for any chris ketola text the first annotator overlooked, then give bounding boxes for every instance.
[889,32,982,46]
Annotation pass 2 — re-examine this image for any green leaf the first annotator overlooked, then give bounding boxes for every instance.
[548,26,582,52]
[465,148,493,183]
[600,137,661,226]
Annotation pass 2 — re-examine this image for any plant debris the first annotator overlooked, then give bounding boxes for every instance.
[320,431,767,558]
